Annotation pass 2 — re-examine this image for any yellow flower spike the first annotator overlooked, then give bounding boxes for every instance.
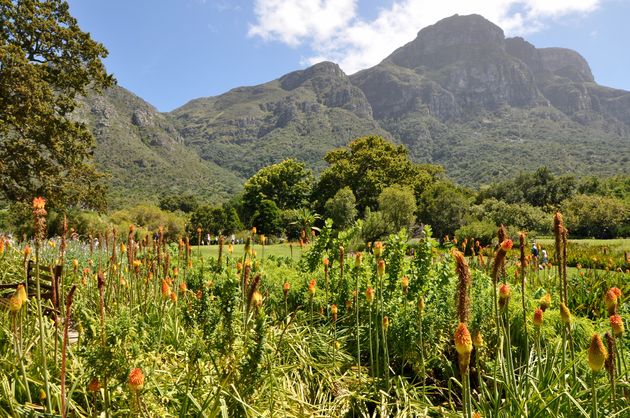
[252,291,263,308]
[472,331,483,348]
[354,252,363,268]
[9,294,22,312]
[588,333,608,372]
[17,284,27,304]
[417,295,425,313]
[559,302,572,324]
[373,241,384,258]
[539,293,551,311]
[383,316,390,331]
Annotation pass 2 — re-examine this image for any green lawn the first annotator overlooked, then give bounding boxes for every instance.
[536,238,630,252]
[197,243,311,260]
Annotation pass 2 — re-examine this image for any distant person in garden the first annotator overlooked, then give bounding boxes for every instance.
[531,242,539,259]
[541,248,548,265]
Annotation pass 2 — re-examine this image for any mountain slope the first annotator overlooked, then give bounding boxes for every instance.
[170,62,389,178]
[84,14,629,203]
[349,14,630,185]
[76,86,243,208]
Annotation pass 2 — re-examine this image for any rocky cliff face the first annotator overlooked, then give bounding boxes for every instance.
[171,61,385,177]
[84,14,629,199]
[76,86,242,207]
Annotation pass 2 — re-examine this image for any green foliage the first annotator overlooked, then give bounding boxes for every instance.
[158,193,199,213]
[360,208,388,243]
[250,199,283,235]
[417,180,471,239]
[455,219,498,246]
[562,194,630,238]
[474,198,550,234]
[242,159,313,222]
[187,204,242,242]
[0,0,113,209]
[378,185,417,233]
[283,207,320,240]
[109,204,186,241]
[323,186,357,231]
[479,167,576,209]
[314,136,442,214]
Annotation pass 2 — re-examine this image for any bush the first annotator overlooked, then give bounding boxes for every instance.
[562,194,629,238]
[455,219,497,246]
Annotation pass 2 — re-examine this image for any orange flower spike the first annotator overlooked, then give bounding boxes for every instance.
[331,304,338,321]
[454,323,473,355]
[472,331,483,348]
[605,288,619,314]
[32,197,46,211]
[322,257,329,267]
[500,239,513,251]
[308,279,316,296]
[87,378,101,393]
[128,368,145,392]
[161,279,171,298]
[499,283,511,300]
[533,308,544,327]
[366,287,375,304]
[377,259,385,278]
[610,314,624,336]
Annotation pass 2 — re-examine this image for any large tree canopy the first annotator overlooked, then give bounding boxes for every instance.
[314,136,443,214]
[0,0,113,209]
[241,158,313,221]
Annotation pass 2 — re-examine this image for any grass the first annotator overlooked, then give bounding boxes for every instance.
[536,238,630,252]
[198,242,310,260]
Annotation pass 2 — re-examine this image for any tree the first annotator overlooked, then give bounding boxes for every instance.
[378,185,417,233]
[324,187,357,231]
[417,181,471,239]
[562,194,629,238]
[1,0,113,209]
[187,204,242,241]
[242,159,313,222]
[159,193,199,213]
[251,199,283,236]
[314,136,442,214]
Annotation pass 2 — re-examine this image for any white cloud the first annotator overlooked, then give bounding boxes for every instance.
[248,0,600,74]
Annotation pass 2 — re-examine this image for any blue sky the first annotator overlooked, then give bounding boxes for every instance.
[67,0,630,112]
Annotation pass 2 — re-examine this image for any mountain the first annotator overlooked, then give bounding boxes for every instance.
[170,61,388,178]
[75,86,242,208]
[83,14,630,204]
[349,14,630,184]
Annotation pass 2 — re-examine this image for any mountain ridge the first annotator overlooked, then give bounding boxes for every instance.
[83,14,630,205]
